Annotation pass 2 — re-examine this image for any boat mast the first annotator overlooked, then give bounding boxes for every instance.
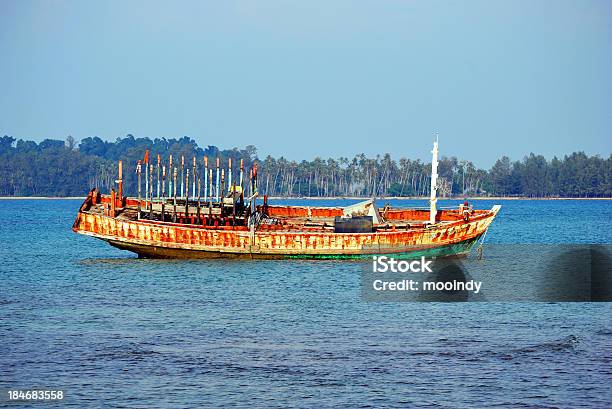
[429,134,439,225]
[144,150,149,203]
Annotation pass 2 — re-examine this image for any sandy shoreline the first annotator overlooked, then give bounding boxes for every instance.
[1,196,610,201]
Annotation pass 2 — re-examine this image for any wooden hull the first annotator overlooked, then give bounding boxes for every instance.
[105,236,481,259]
[73,205,499,259]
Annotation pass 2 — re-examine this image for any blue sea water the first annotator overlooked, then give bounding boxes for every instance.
[0,199,611,408]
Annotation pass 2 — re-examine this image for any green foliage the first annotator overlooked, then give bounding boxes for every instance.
[0,135,610,197]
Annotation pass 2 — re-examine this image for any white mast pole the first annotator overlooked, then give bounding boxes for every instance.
[429,134,439,225]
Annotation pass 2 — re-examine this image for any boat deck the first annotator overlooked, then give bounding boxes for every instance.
[85,199,464,234]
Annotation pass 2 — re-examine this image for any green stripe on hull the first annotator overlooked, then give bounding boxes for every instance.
[285,237,480,260]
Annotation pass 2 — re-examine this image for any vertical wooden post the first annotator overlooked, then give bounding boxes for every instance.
[137,160,142,219]
[180,155,185,199]
[173,167,178,223]
[185,168,190,220]
[192,156,197,198]
[231,161,236,226]
[110,188,116,217]
[149,164,154,219]
[161,165,166,221]
[168,154,173,199]
[208,167,213,221]
[157,154,161,199]
[144,150,149,203]
[220,168,225,220]
[204,156,208,205]
[197,170,201,224]
[248,168,254,233]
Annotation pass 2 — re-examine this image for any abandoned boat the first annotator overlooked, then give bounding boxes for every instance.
[73,141,501,259]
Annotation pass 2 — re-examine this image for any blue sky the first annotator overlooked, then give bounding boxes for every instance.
[0,0,610,167]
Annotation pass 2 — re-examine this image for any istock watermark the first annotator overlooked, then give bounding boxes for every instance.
[372,256,433,273]
[360,245,612,302]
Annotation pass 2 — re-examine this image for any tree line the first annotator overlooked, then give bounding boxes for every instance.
[0,135,610,198]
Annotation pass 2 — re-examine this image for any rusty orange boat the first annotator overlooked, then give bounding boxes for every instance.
[73,141,501,259]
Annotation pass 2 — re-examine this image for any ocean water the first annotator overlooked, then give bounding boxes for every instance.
[0,199,611,408]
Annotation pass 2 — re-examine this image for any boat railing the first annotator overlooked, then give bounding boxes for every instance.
[383,206,459,211]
